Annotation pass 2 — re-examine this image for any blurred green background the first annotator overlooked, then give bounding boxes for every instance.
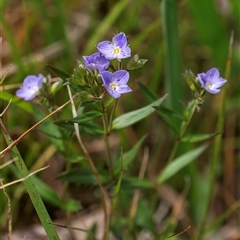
[1,0,239,239]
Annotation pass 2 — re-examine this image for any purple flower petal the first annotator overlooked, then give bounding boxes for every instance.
[118,46,131,59]
[97,41,114,59]
[197,68,227,94]
[116,85,132,94]
[100,71,112,87]
[112,32,128,48]
[112,70,129,85]
[205,68,220,82]
[206,88,220,94]
[100,70,132,98]
[212,80,227,89]
[83,52,109,72]
[97,32,131,60]
[16,74,43,101]
[107,89,121,98]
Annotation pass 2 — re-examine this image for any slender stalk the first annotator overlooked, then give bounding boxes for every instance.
[108,99,118,134]
[118,60,122,70]
[196,32,233,240]
[105,135,114,177]
[0,98,73,160]
[66,86,109,240]
[167,101,197,163]
[100,99,114,178]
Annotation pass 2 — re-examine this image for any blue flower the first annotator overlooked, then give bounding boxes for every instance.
[83,52,109,72]
[16,74,43,100]
[97,32,131,60]
[197,68,227,94]
[100,70,132,98]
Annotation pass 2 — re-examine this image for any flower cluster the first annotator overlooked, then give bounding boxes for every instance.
[15,32,227,102]
[82,32,132,98]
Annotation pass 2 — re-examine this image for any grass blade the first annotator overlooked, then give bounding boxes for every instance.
[160,0,183,112]
[0,119,60,240]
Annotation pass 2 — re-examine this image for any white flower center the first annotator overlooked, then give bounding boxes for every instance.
[110,83,117,90]
[113,47,121,55]
[28,86,39,93]
[206,82,212,89]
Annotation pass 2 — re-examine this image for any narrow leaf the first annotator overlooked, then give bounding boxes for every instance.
[112,95,167,130]
[54,120,104,136]
[46,64,70,82]
[181,132,222,143]
[58,168,110,185]
[161,0,183,111]
[1,121,60,239]
[34,177,81,212]
[67,111,102,124]
[154,105,182,135]
[121,177,153,190]
[114,135,146,174]
[137,81,158,103]
[157,144,208,184]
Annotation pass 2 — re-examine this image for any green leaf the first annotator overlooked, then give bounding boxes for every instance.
[157,144,208,184]
[54,120,104,136]
[121,177,153,190]
[65,155,85,163]
[127,54,148,70]
[46,64,70,82]
[67,111,102,124]
[112,95,167,130]
[137,81,158,103]
[57,168,110,185]
[114,135,146,174]
[32,104,64,151]
[181,132,222,143]
[0,91,33,114]
[2,128,60,239]
[161,0,183,112]
[34,177,81,212]
[155,105,183,120]
[78,122,104,135]
[154,105,183,135]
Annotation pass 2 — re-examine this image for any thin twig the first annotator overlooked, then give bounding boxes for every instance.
[0,98,74,160]
[0,98,12,117]
[0,158,16,169]
[129,146,149,218]
[0,180,12,240]
[0,166,49,189]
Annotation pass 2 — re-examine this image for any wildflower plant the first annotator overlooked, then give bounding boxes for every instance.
[2,28,231,240]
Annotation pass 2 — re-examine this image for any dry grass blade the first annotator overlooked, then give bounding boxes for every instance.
[0,180,12,240]
[0,166,49,189]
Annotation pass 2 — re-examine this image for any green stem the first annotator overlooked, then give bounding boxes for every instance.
[108,99,118,134]
[101,100,114,178]
[118,60,122,70]
[67,86,109,240]
[0,119,60,240]
[167,101,197,163]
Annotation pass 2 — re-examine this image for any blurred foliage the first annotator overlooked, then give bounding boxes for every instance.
[1,0,239,239]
